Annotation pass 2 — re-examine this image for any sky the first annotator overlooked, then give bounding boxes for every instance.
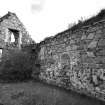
[0,0,105,43]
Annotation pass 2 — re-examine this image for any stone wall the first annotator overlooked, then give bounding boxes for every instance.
[0,12,33,59]
[38,19,105,101]
[0,12,32,49]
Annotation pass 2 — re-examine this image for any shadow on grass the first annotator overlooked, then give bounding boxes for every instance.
[33,80,105,105]
[0,79,105,105]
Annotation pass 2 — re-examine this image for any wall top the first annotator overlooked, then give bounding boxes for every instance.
[39,9,105,46]
[0,11,17,23]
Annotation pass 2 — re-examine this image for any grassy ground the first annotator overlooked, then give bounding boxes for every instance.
[0,81,104,105]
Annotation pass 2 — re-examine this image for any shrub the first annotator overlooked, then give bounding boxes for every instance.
[0,49,39,82]
[32,63,41,80]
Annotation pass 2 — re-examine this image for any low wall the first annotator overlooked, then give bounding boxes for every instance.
[38,19,105,101]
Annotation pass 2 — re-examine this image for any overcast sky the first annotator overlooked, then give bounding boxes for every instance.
[0,0,105,42]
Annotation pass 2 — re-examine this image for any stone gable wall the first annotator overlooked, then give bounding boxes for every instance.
[0,12,31,48]
[38,19,105,101]
[0,12,33,60]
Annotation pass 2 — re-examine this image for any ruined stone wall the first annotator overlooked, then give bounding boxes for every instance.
[0,12,32,48]
[38,20,105,101]
[0,12,33,59]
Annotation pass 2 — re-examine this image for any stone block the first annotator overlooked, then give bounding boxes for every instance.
[94,57,105,64]
[96,49,105,56]
[81,35,86,40]
[98,39,105,46]
[88,40,98,48]
[94,33,102,40]
[71,45,78,50]
[87,27,96,33]
[87,33,94,39]
[66,45,71,51]
[70,39,75,44]
[81,55,94,63]
[96,30,102,34]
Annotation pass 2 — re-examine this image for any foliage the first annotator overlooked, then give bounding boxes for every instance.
[0,49,40,82]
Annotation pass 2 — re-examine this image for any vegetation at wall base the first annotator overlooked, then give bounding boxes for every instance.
[0,49,40,82]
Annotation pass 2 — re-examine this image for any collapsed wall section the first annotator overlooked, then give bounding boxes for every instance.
[38,19,105,101]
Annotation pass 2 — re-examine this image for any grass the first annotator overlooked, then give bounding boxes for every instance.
[0,81,104,105]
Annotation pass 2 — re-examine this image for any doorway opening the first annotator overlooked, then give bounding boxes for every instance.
[8,29,19,45]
